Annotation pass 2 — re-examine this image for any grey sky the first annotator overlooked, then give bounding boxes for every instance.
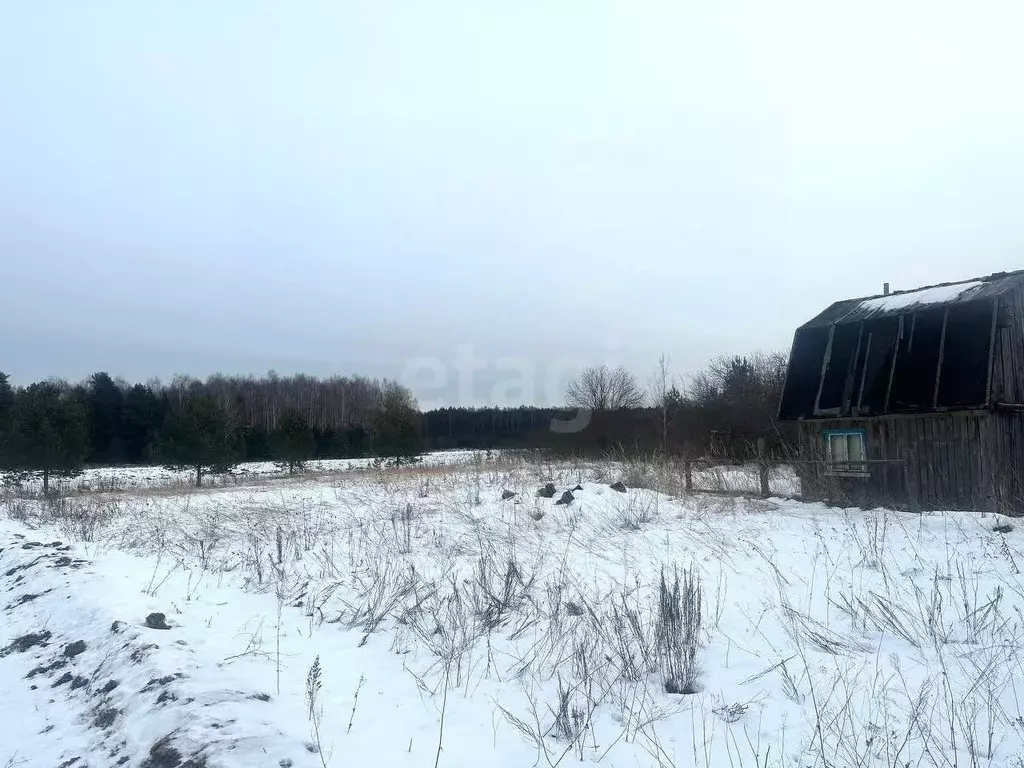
[2,1,1023,407]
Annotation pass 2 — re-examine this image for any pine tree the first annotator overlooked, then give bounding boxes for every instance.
[0,372,12,421]
[372,384,422,466]
[0,372,14,468]
[157,395,242,487]
[86,371,125,465]
[6,382,89,494]
[270,408,314,473]
[120,384,168,464]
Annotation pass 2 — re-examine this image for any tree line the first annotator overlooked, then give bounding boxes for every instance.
[0,351,789,491]
[420,352,791,460]
[0,371,422,492]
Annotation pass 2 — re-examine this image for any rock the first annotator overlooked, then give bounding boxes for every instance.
[501,490,517,500]
[537,483,557,498]
[573,484,584,491]
[610,481,627,493]
[63,640,87,658]
[555,491,575,506]
[144,613,170,631]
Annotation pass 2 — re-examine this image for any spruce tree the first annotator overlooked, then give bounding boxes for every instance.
[0,371,14,469]
[7,382,89,494]
[86,371,125,465]
[120,384,168,464]
[372,384,422,466]
[0,372,12,422]
[157,395,242,487]
[270,408,314,473]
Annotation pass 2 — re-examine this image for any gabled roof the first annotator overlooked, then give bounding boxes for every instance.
[800,270,1024,329]
[779,270,1024,420]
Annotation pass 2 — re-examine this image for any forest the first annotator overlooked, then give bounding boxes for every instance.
[0,351,789,491]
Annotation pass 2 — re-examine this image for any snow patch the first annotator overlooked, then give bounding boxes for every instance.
[857,280,984,313]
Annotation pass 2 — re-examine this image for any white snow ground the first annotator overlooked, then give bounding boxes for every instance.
[2,457,1022,768]
[1,449,488,494]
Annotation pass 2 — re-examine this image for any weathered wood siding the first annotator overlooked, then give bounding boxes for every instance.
[988,410,1024,513]
[796,412,993,511]
[992,285,1024,404]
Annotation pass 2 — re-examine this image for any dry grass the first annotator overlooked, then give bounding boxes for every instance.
[5,454,1024,768]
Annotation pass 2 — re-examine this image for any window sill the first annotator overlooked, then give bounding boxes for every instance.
[824,469,870,479]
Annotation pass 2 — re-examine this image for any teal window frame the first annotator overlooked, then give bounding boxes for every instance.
[822,428,869,477]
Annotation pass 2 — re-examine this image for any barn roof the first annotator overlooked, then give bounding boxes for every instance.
[779,270,1024,420]
[801,270,1024,329]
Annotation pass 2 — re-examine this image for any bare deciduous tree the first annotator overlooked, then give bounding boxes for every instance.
[565,365,645,411]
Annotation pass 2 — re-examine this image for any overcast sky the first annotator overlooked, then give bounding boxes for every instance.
[2,1,1023,407]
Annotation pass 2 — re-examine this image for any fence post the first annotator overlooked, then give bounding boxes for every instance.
[757,438,770,498]
[684,458,693,493]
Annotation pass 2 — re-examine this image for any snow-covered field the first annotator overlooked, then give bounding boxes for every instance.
[2,457,1022,768]
[1,449,489,494]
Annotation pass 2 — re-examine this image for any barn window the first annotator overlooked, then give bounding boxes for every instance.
[823,429,868,476]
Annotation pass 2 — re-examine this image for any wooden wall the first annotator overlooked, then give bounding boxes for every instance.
[991,285,1024,404]
[796,411,995,512]
[988,410,1024,513]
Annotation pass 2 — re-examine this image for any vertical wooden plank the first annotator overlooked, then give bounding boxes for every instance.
[884,315,904,412]
[951,416,962,508]
[1011,286,1024,402]
[923,416,936,509]
[856,332,873,411]
[845,322,865,416]
[940,416,952,508]
[979,413,991,512]
[1011,412,1021,513]
[880,419,893,503]
[972,415,983,510]
[870,420,882,502]
[986,298,1000,407]
[939,416,951,508]
[933,307,950,408]
[905,443,920,512]
[1011,411,1019,514]
[993,412,1007,513]
[813,325,836,415]
[905,417,921,507]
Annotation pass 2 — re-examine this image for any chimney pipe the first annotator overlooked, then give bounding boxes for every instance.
[883,282,890,295]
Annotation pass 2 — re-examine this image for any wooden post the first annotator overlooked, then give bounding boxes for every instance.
[757,438,770,498]
[684,458,693,493]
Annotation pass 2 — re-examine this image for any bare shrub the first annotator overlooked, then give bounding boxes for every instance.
[616,492,657,530]
[411,580,484,686]
[341,562,420,639]
[1,494,32,522]
[605,593,655,681]
[656,566,702,694]
[608,450,681,496]
[391,503,414,554]
[49,499,118,542]
[476,556,537,631]
[548,676,592,759]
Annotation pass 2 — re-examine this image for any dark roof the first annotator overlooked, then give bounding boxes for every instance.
[779,270,1024,420]
[801,270,1024,329]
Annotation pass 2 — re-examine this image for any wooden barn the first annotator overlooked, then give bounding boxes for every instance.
[778,270,1024,513]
